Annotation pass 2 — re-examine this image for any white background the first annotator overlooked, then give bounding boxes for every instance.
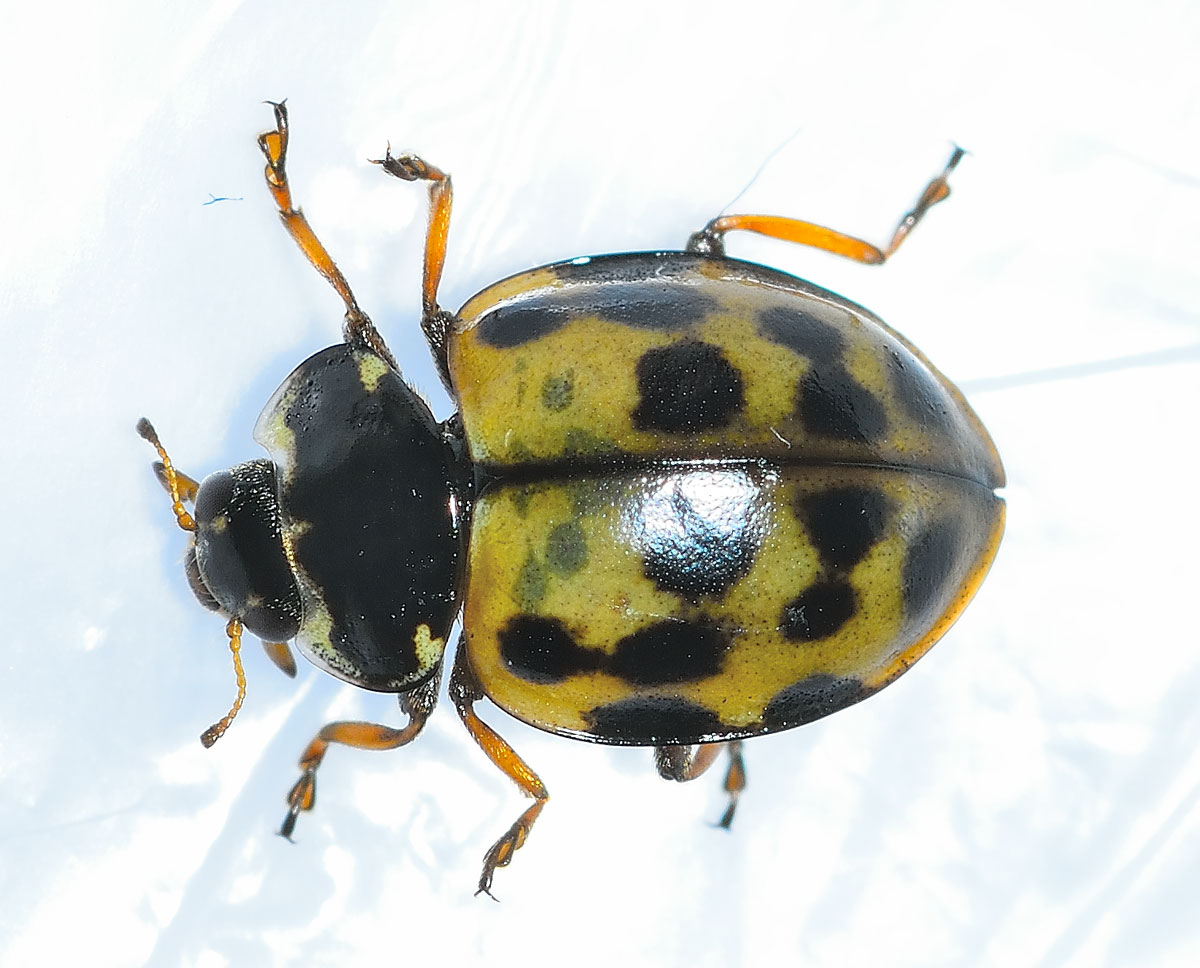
[2,2,1198,966]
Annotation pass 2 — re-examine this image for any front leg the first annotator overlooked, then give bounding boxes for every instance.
[257,101,397,369]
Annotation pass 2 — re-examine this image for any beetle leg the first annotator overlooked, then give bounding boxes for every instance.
[655,739,746,829]
[686,146,964,264]
[261,640,297,679]
[716,740,746,828]
[449,639,549,900]
[371,146,457,390]
[371,149,452,319]
[257,101,398,371]
[150,461,200,505]
[279,665,441,840]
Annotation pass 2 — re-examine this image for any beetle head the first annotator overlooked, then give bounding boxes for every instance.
[187,460,303,642]
[137,418,302,745]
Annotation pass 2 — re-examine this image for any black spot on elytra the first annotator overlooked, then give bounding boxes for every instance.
[633,340,746,433]
[506,439,534,464]
[507,482,536,518]
[545,521,587,575]
[498,615,602,684]
[797,364,887,443]
[476,270,718,348]
[584,695,724,744]
[639,478,764,599]
[758,305,847,362]
[541,372,573,411]
[887,349,959,437]
[588,284,718,329]
[903,517,961,619]
[513,551,547,610]
[799,486,896,572]
[609,621,730,686]
[562,427,619,457]
[761,674,870,729]
[477,305,570,347]
[780,579,857,641]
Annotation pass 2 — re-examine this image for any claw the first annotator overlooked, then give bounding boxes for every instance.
[279,769,316,839]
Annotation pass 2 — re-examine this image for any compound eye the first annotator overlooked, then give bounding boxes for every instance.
[193,469,236,530]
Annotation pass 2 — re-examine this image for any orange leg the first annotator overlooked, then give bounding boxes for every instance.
[449,642,549,899]
[261,640,297,678]
[371,147,452,319]
[371,145,457,389]
[655,739,747,829]
[257,101,398,370]
[151,461,199,505]
[280,668,441,839]
[716,740,746,829]
[687,147,965,264]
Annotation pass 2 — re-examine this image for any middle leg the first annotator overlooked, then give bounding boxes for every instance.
[280,665,442,839]
[371,145,458,390]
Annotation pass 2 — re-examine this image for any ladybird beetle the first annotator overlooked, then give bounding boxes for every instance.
[140,102,1004,897]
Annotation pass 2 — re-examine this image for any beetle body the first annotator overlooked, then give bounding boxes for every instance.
[141,105,1001,895]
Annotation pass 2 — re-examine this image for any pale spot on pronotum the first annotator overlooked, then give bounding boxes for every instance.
[412,623,446,672]
[357,352,390,392]
[299,605,337,663]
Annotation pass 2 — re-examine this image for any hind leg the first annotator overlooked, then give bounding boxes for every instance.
[655,740,746,829]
